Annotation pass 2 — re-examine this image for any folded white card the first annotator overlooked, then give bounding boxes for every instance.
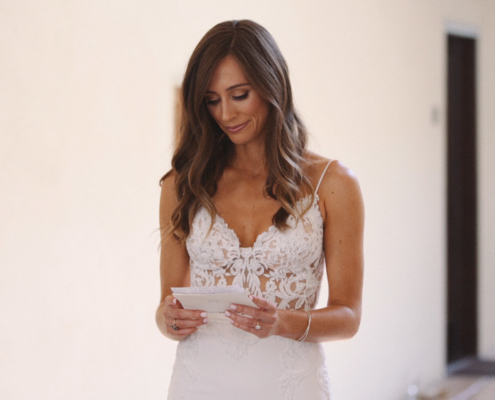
[171,285,258,313]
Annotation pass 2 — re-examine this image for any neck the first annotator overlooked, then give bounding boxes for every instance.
[230,142,267,176]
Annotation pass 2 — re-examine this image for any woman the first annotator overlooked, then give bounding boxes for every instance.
[156,20,364,400]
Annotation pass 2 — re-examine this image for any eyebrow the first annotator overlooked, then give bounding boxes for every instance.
[206,83,250,94]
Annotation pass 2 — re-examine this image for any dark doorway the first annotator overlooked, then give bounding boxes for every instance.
[447,34,478,365]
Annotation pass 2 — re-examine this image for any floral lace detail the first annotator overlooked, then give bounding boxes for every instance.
[203,319,260,360]
[186,194,326,311]
[167,331,199,399]
[280,340,331,400]
[280,341,311,398]
[317,347,332,399]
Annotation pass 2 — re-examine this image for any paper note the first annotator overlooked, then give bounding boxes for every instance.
[171,285,258,313]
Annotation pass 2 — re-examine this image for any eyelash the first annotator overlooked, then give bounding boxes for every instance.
[206,91,249,106]
[234,91,249,101]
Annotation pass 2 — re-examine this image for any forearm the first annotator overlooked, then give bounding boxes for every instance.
[276,304,361,343]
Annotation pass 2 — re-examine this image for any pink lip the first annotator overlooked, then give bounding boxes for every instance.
[225,121,248,133]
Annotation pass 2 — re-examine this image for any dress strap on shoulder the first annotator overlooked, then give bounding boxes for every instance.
[315,159,333,194]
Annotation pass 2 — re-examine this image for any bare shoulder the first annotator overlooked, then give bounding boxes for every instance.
[305,151,358,187]
[305,152,363,222]
[159,171,178,222]
[323,160,360,192]
[160,170,177,192]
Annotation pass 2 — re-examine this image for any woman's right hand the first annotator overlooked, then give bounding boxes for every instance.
[160,295,208,340]
[157,173,208,340]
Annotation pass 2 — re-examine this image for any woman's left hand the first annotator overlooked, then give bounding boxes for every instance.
[224,295,280,338]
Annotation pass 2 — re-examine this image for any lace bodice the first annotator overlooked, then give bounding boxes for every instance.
[185,192,327,311]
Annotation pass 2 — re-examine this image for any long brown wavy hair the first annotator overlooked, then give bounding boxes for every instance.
[161,20,314,242]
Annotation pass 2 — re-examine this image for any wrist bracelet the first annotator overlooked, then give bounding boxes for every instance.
[296,309,312,342]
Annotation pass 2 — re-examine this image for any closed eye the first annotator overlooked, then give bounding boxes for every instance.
[233,91,249,101]
[205,98,220,106]
[205,91,249,106]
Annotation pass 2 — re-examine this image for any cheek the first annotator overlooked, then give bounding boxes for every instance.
[206,106,220,123]
[247,98,269,119]
[255,102,270,124]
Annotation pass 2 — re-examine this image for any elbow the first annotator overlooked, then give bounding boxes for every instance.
[347,319,360,339]
[339,305,361,339]
[346,308,361,338]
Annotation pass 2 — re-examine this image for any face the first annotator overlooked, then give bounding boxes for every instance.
[205,55,270,147]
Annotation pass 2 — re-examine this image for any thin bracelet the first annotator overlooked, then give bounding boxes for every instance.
[296,309,312,342]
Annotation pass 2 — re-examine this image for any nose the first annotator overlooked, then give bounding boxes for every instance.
[220,100,236,122]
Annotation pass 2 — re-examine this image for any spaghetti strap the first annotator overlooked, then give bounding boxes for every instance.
[315,159,333,194]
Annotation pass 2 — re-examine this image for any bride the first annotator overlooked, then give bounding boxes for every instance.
[156,19,364,399]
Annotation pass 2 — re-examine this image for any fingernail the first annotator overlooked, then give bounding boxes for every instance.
[225,311,231,317]
[229,319,234,324]
[173,298,177,304]
[201,312,207,318]
[248,295,253,300]
[230,304,237,310]
[203,318,208,324]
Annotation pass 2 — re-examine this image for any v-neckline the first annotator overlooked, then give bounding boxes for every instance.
[213,193,319,249]
[214,213,277,249]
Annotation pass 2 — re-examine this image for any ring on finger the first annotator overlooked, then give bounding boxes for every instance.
[255,320,261,330]
[171,319,179,331]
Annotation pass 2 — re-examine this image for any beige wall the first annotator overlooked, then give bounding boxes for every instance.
[1,1,494,399]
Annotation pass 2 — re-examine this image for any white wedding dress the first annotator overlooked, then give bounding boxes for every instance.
[168,161,333,400]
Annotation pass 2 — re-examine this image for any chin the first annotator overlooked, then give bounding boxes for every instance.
[225,130,264,147]
[229,136,262,147]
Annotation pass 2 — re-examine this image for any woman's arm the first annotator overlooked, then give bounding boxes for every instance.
[155,173,208,341]
[282,160,364,342]
[226,160,364,342]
